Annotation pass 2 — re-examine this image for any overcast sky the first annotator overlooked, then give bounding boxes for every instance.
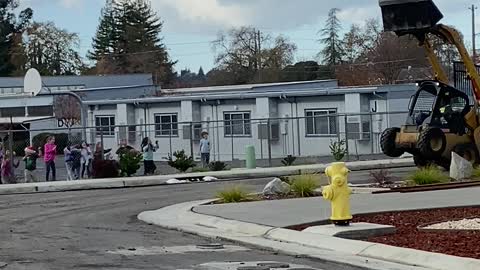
[20,0,479,73]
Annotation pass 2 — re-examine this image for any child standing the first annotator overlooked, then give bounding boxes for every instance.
[1,151,19,184]
[141,137,158,175]
[199,130,210,168]
[64,144,74,181]
[80,142,92,179]
[23,146,39,183]
[44,136,57,181]
[71,145,82,180]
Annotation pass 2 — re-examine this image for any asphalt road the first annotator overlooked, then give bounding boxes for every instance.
[0,168,415,270]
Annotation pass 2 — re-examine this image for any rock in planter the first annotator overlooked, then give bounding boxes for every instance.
[203,176,218,182]
[262,178,291,196]
[166,179,188,184]
[450,152,473,181]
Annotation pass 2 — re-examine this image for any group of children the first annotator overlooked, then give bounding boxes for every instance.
[0,136,94,184]
[0,131,212,183]
[64,142,92,181]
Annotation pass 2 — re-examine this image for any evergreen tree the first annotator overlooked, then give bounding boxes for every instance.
[88,0,118,61]
[0,1,33,75]
[318,8,343,66]
[90,0,176,86]
[197,66,206,82]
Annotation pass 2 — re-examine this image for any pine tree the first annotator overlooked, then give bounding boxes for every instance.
[318,8,344,66]
[197,66,206,82]
[88,0,118,61]
[90,0,176,85]
[0,1,33,75]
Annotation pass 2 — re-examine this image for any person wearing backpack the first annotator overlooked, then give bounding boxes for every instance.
[23,146,39,183]
[71,145,82,180]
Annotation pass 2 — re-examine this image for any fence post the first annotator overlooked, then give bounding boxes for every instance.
[231,126,234,162]
[370,113,374,154]
[267,118,272,167]
[8,130,13,176]
[100,130,104,160]
[344,114,349,161]
[190,122,194,160]
[169,127,173,158]
[296,116,301,156]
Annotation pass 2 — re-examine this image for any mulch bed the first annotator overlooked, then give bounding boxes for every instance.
[290,207,480,259]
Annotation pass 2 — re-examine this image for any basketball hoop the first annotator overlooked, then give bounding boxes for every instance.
[24,68,42,97]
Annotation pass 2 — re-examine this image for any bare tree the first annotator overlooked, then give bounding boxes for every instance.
[54,96,81,128]
[212,26,297,84]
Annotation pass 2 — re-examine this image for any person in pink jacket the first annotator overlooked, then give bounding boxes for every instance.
[44,136,57,181]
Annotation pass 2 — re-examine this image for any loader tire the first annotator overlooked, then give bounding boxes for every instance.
[381,128,404,157]
[453,144,479,164]
[417,127,446,159]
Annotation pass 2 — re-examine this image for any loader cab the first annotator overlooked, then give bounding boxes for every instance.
[408,81,470,135]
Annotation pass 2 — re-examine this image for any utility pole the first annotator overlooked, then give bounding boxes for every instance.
[470,4,478,62]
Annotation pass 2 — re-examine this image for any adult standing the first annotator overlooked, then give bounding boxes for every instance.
[199,130,210,168]
[141,137,158,176]
[44,136,57,181]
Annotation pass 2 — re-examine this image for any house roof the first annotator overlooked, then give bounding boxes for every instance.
[0,74,153,89]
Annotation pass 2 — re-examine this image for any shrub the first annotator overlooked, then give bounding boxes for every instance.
[209,161,228,171]
[281,155,297,166]
[216,186,249,203]
[473,167,480,179]
[329,140,347,161]
[409,166,450,185]
[369,169,395,185]
[167,150,196,172]
[92,159,120,179]
[290,174,320,197]
[118,149,143,177]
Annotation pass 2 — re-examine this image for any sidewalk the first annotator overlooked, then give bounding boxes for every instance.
[0,158,413,195]
[139,187,480,270]
[193,187,480,227]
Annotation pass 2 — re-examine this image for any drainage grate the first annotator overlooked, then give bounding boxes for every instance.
[257,262,290,268]
[237,267,270,270]
[196,243,225,250]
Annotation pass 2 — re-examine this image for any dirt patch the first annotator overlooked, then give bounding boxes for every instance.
[290,207,480,259]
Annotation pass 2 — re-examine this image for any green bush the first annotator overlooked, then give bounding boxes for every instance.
[473,167,480,179]
[290,174,320,197]
[216,186,249,203]
[118,149,143,177]
[409,166,450,185]
[167,150,196,172]
[329,140,347,161]
[281,155,297,166]
[209,161,228,171]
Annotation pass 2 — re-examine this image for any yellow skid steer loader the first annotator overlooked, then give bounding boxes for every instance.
[379,0,480,169]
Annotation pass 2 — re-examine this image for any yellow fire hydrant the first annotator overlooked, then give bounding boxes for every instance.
[322,162,353,226]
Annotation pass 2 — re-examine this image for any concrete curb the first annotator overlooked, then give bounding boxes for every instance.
[138,199,480,270]
[0,158,413,195]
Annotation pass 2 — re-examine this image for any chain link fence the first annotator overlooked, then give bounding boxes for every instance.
[0,111,409,183]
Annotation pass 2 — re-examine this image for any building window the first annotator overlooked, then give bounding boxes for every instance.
[154,113,178,136]
[305,109,337,136]
[224,112,251,136]
[95,115,115,136]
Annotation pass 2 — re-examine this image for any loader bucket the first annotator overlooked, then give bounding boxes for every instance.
[379,0,443,34]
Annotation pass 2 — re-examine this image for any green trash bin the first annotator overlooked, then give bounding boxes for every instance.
[245,145,256,169]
